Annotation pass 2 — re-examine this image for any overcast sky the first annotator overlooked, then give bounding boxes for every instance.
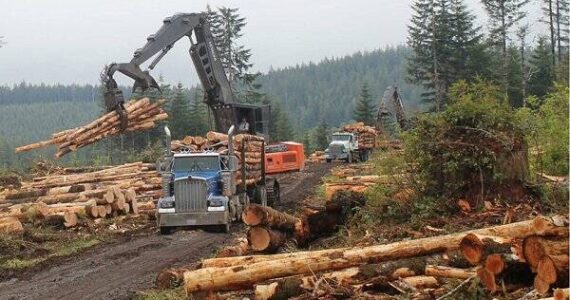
[0,0,545,86]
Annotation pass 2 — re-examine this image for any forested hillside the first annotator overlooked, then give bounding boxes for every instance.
[259,46,425,129]
[0,46,419,168]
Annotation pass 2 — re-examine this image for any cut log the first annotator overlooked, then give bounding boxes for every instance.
[401,276,439,289]
[536,276,551,295]
[554,288,570,300]
[247,226,287,252]
[124,188,137,203]
[533,216,569,236]
[424,265,476,279]
[477,267,497,292]
[185,216,558,294]
[97,205,107,218]
[156,265,199,289]
[524,236,569,270]
[84,205,99,218]
[111,186,125,203]
[206,131,228,142]
[459,233,511,265]
[217,238,249,258]
[0,217,24,234]
[130,198,139,215]
[242,204,300,231]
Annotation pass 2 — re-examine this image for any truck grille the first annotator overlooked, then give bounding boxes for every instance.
[174,178,208,212]
[329,145,344,156]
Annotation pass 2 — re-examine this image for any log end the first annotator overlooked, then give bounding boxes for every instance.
[460,233,484,265]
[485,254,505,275]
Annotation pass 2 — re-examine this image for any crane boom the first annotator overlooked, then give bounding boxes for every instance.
[103,13,269,137]
[376,86,410,131]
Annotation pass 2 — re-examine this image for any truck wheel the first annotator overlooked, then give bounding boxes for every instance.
[347,153,353,163]
[159,227,172,235]
[219,222,231,233]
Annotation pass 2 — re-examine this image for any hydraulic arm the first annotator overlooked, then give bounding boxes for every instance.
[103,13,268,135]
[376,86,410,131]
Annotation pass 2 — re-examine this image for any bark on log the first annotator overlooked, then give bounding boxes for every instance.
[401,276,439,289]
[156,265,199,289]
[424,265,476,279]
[242,204,300,231]
[185,216,558,294]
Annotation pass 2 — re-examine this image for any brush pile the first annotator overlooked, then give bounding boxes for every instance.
[0,162,162,233]
[171,131,265,186]
[155,215,568,299]
[15,98,168,158]
[340,122,378,149]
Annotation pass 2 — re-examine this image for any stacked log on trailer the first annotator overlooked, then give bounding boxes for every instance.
[171,131,265,186]
[0,162,163,233]
[15,98,168,158]
[155,215,568,299]
[340,122,378,149]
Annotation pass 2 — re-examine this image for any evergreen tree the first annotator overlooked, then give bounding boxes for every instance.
[542,0,558,71]
[555,0,570,62]
[301,132,313,155]
[206,6,263,103]
[188,88,209,136]
[313,121,329,151]
[529,37,555,98]
[407,0,481,110]
[275,112,294,141]
[353,82,376,125]
[449,0,484,80]
[480,0,530,94]
[507,46,524,106]
[167,83,192,139]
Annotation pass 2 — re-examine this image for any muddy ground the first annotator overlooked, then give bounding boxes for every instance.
[0,162,334,300]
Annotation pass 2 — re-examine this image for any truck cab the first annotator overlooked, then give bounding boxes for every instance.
[157,152,243,234]
[325,132,358,163]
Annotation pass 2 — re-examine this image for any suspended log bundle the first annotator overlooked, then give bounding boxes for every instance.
[151,215,570,298]
[340,122,379,149]
[15,98,168,158]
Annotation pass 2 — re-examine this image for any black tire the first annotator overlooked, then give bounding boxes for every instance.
[159,227,172,235]
[219,223,231,233]
[347,153,353,163]
[326,158,332,163]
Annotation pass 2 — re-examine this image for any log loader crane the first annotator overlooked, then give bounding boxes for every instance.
[376,86,411,131]
[102,13,270,136]
[101,13,301,233]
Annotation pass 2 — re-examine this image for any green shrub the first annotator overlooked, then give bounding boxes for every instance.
[403,79,527,206]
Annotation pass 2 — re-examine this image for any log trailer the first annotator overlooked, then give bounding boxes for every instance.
[157,126,278,234]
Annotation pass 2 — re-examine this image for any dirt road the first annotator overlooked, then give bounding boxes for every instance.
[0,162,333,300]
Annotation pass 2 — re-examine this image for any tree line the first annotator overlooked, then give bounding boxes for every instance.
[406,0,569,111]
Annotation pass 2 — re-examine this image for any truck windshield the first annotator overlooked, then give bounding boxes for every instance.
[332,135,352,141]
[173,156,220,172]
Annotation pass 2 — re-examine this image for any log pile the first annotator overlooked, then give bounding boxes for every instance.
[307,150,326,163]
[154,215,568,299]
[15,98,168,158]
[171,131,265,186]
[0,162,162,233]
[340,122,378,149]
[459,215,569,295]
